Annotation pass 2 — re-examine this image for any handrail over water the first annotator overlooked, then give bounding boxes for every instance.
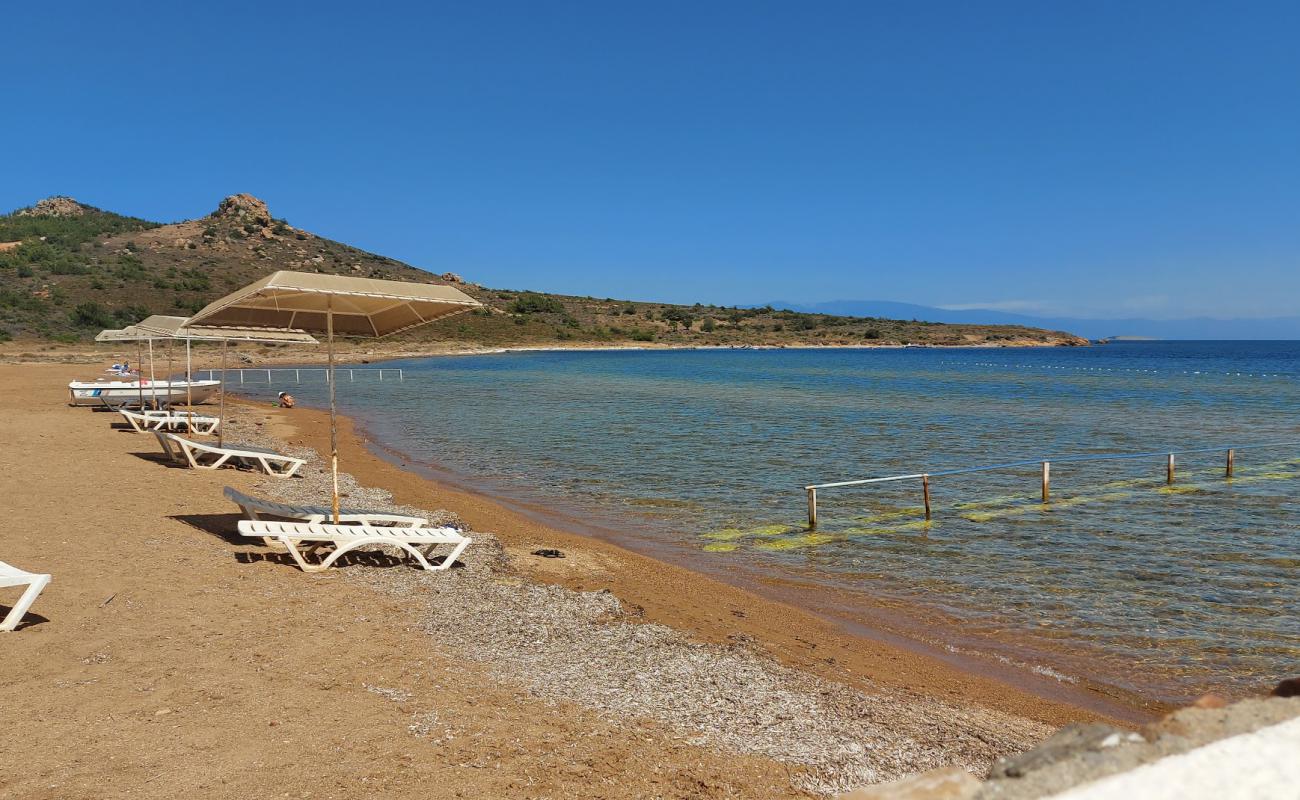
[803,439,1300,528]
[201,367,404,384]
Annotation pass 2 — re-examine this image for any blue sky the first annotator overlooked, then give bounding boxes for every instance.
[3,1,1297,320]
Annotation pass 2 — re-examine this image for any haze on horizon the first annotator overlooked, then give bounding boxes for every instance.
[3,1,1297,324]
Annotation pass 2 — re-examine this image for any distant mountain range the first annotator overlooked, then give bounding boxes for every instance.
[765,300,1300,341]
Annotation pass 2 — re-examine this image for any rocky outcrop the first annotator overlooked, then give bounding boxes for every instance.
[17,196,87,217]
[835,685,1300,800]
[211,194,272,226]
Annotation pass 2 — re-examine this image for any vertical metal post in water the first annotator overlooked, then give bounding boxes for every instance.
[1041,461,1051,503]
[922,474,932,521]
[806,487,817,529]
[1226,449,1235,478]
[1167,453,1175,484]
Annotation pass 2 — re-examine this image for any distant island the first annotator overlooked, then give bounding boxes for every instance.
[0,195,1087,350]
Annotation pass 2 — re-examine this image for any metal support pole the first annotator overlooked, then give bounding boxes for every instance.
[328,302,340,524]
[147,339,156,408]
[1226,449,1235,478]
[166,337,174,411]
[922,474,932,521]
[1041,461,1051,503]
[806,487,817,529]
[217,340,228,447]
[136,338,144,410]
[1167,453,1175,484]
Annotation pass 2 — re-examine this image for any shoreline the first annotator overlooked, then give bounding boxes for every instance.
[0,338,1087,370]
[243,392,1161,726]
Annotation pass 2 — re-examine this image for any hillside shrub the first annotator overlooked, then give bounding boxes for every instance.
[71,301,114,328]
[508,292,565,314]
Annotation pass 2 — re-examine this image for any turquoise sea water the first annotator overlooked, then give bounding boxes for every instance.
[272,342,1299,703]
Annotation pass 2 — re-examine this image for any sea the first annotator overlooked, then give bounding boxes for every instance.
[268,342,1299,706]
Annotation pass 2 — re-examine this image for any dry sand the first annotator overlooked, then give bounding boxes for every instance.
[0,362,1142,798]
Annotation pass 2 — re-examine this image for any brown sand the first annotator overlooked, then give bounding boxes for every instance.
[0,363,1140,799]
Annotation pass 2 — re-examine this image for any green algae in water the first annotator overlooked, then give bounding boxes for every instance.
[702,542,740,553]
[753,532,841,551]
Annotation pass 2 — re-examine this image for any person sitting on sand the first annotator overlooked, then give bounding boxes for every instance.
[277,391,296,408]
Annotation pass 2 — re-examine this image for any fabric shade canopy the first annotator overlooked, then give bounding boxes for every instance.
[104,315,318,444]
[133,314,320,344]
[184,270,482,523]
[185,271,480,338]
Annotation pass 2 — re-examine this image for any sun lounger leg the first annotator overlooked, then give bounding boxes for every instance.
[440,537,472,570]
[0,574,50,632]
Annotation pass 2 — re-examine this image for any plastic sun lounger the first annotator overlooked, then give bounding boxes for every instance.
[236,519,471,573]
[154,432,305,477]
[223,486,428,528]
[0,561,51,632]
[120,408,220,435]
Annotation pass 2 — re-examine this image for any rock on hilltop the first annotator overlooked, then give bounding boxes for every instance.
[211,193,273,226]
[17,196,88,217]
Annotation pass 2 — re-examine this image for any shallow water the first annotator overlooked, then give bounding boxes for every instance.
[270,342,1300,703]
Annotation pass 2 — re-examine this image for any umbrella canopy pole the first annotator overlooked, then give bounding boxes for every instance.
[186,338,193,410]
[217,339,228,448]
[328,302,340,524]
[166,338,174,412]
[147,339,156,409]
[136,338,144,409]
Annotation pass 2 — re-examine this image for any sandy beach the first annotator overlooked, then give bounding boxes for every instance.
[0,362,1146,798]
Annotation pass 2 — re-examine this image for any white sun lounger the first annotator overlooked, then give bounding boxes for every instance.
[223,486,427,527]
[237,520,471,573]
[120,408,220,435]
[155,432,305,477]
[0,561,51,632]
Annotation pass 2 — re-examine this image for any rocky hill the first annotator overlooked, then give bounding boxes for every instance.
[0,195,1088,348]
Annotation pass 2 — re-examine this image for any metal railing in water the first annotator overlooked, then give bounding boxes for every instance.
[201,367,404,384]
[802,440,1300,528]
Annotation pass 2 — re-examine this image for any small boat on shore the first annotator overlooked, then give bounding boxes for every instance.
[67,379,222,407]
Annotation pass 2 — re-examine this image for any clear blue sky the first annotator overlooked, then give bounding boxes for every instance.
[4,1,1297,319]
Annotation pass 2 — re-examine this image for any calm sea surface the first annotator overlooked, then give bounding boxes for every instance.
[272,342,1299,703]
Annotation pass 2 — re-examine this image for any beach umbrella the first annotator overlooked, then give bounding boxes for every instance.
[131,314,318,445]
[185,270,481,521]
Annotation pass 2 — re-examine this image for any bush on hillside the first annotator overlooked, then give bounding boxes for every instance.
[508,292,565,314]
[71,301,114,329]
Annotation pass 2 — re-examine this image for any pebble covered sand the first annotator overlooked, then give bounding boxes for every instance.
[223,407,1051,796]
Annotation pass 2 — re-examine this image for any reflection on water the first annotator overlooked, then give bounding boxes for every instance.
[276,342,1300,703]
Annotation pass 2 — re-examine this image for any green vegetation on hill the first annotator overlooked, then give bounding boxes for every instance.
[0,195,1086,348]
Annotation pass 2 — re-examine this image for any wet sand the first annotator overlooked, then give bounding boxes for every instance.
[0,362,1148,799]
